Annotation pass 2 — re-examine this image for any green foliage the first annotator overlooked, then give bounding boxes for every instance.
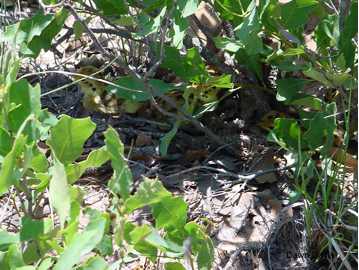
[0,0,357,268]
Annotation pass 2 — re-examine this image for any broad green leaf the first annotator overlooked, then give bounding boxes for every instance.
[83,207,111,234]
[214,0,244,23]
[22,242,41,265]
[8,80,41,142]
[185,222,214,270]
[0,13,53,44]
[269,119,308,150]
[170,9,189,48]
[276,78,308,104]
[303,67,332,87]
[339,2,357,68]
[49,154,70,229]
[161,46,188,81]
[130,225,152,244]
[289,93,322,110]
[0,230,20,251]
[0,127,12,157]
[164,262,186,270]
[152,196,187,243]
[104,127,132,200]
[29,146,47,173]
[132,8,166,38]
[314,14,339,54]
[183,48,209,83]
[326,70,350,87]
[236,7,262,54]
[73,21,84,40]
[125,177,171,214]
[213,37,242,52]
[20,218,52,241]
[0,135,27,195]
[23,9,67,57]
[280,0,317,30]
[78,257,107,270]
[92,0,127,15]
[181,0,198,17]
[98,235,113,256]
[38,257,55,270]
[7,244,25,269]
[129,225,158,262]
[54,218,106,270]
[303,113,328,151]
[142,0,167,12]
[289,189,302,203]
[66,146,110,184]
[146,228,185,257]
[47,115,95,166]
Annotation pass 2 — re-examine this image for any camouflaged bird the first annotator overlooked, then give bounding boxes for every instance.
[74,66,223,119]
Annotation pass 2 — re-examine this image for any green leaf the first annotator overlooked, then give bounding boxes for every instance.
[20,218,52,241]
[145,228,185,257]
[53,218,106,270]
[49,155,70,229]
[268,119,308,150]
[29,146,48,173]
[0,12,53,44]
[129,225,158,262]
[7,244,25,269]
[161,46,189,81]
[164,262,186,270]
[183,48,209,83]
[73,21,84,40]
[38,257,55,270]
[104,127,132,200]
[0,127,12,157]
[170,9,189,48]
[214,0,244,22]
[289,93,322,110]
[185,222,214,270]
[180,0,199,17]
[289,189,302,203]
[47,115,95,166]
[339,2,358,68]
[0,135,27,195]
[125,177,171,214]
[152,196,187,243]
[92,0,127,15]
[235,7,262,54]
[303,67,332,87]
[66,146,110,184]
[23,9,67,57]
[78,257,107,270]
[213,37,242,52]
[280,0,317,30]
[276,78,308,104]
[160,119,181,156]
[98,235,113,256]
[0,230,20,251]
[7,80,41,142]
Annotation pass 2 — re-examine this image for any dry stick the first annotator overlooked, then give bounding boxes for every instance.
[65,3,243,158]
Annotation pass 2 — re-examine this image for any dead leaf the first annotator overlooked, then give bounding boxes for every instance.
[327,147,358,173]
[268,200,282,219]
[249,148,277,183]
[176,149,210,165]
[135,133,152,147]
[75,54,105,69]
